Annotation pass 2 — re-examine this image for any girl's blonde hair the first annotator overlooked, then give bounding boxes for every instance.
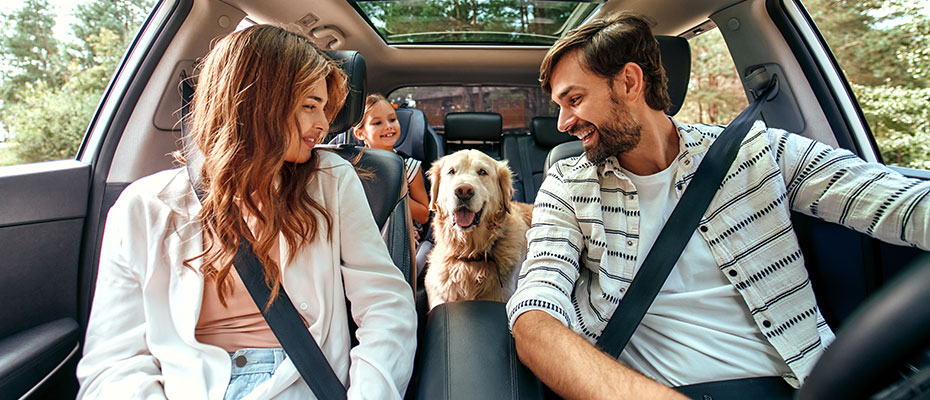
[185,24,348,306]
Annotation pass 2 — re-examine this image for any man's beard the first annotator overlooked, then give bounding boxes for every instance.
[576,97,642,165]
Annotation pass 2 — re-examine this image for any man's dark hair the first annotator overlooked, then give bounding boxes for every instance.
[539,13,672,113]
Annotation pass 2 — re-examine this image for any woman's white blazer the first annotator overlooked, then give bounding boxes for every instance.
[77,151,417,399]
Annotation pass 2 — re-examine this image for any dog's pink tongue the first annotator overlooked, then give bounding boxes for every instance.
[454,209,476,227]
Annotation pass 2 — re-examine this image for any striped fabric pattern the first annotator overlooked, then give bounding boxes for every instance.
[403,157,421,185]
[506,119,930,386]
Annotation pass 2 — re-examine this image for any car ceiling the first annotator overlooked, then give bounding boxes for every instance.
[224,0,745,94]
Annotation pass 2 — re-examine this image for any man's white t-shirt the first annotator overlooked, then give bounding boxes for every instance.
[617,164,790,387]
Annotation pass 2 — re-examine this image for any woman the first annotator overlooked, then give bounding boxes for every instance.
[77,25,417,399]
[352,94,430,239]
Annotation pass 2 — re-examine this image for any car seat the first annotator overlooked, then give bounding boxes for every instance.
[443,112,504,160]
[501,117,577,203]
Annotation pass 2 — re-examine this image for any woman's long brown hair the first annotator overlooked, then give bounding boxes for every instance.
[185,25,348,306]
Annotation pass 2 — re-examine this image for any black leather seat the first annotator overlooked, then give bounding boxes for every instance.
[322,51,415,289]
[501,117,577,203]
[325,50,367,134]
[331,146,415,287]
[443,112,504,159]
[395,107,445,183]
[328,100,442,289]
[416,301,544,399]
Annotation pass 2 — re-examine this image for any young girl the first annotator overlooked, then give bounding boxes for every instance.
[352,94,430,237]
[77,25,417,399]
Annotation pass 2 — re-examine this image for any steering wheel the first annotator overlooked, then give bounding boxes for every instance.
[797,255,930,399]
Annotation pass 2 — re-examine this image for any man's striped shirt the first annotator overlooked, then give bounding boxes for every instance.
[506,119,930,386]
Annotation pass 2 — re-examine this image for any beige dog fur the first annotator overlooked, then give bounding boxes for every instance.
[425,150,533,310]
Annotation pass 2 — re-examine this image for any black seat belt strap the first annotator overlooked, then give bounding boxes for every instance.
[233,240,348,400]
[517,136,536,202]
[180,77,347,400]
[595,77,778,359]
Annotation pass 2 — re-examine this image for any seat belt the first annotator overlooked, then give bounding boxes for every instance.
[232,241,348,400]
[517,136,536,202]
[595,76,778,359]
[180,77,348,400]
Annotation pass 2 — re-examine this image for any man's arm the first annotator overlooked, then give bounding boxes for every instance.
[513,310,685,400]
[771,128,930,250]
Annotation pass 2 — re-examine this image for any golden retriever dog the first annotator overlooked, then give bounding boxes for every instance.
[425,150,533,310]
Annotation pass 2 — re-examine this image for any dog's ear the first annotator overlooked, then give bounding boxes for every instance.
[496,159,514,214]
[427,157,443,213]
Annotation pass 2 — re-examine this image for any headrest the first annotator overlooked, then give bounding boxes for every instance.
[330,147,404,230]
[655,36,690,116]
[544,140,583,172]
[393,107,428,160]
[325,50,367,133]
[531,116,576,148]
[444,112,502,141]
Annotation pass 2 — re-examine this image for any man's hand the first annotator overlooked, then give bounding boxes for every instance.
[512,310,686,400]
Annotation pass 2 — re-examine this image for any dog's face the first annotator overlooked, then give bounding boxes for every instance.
[428,150,514,231]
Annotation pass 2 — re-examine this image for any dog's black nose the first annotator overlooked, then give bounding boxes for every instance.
[455,185,474,201]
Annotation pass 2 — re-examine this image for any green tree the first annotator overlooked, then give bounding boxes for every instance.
[70,0,152,68]
[853,84,930,169]
[68,28,126,94]
[805,0,925,89]
[806,0,930,169]
[0,0,65,103]
[0,0,155,166]
[5,82,97,163]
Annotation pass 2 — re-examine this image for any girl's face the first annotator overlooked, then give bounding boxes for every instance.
[354,100,401,151]
[284,80,329,163]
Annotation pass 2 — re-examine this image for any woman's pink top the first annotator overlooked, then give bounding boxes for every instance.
[195,268,281,353]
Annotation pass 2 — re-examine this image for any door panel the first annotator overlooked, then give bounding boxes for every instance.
[0,319,79,400]
[0,161,89,225]
[0,161,90,399]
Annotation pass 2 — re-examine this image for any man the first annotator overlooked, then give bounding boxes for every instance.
[506,13,930,399]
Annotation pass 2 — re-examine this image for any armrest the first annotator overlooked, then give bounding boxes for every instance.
[0,318,80,399]
[415,301,543,399]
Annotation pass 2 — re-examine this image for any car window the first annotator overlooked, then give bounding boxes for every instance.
[349,0,600,45]
[804,0,930,171]
[677,26,747,125]
[0,0,155,167]
[387,86,557,134]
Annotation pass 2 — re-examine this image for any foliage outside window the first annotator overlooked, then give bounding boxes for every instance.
[0,0,155,167]
[388,86,557,133]
[676,27,746,126]
[806,0,930,170]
